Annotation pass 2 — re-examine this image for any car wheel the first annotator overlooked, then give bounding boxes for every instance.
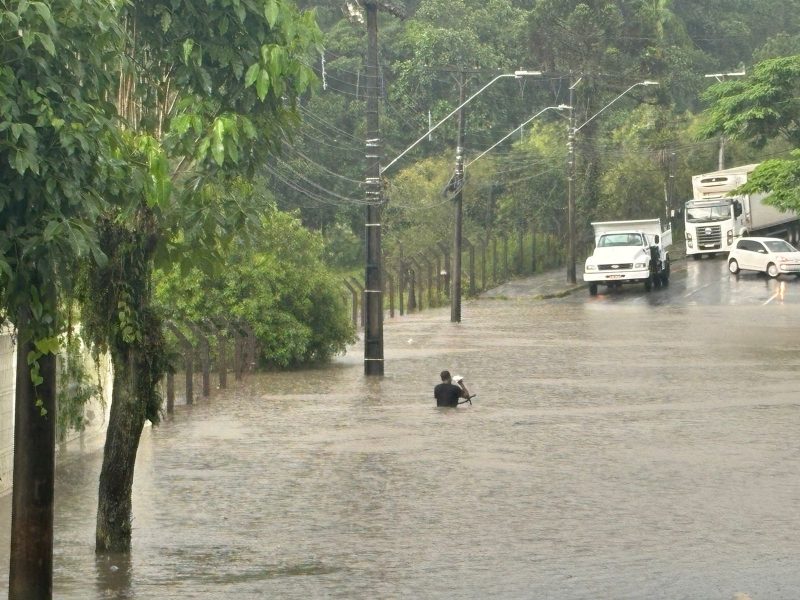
[728,259,739,274]
[767,262,779,278]
[589,283,598,296]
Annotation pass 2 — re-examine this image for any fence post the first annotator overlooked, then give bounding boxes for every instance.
[343,279,359,328]
[165,321,194,406]
[349,277,365,329]
[397,261,405,316]
[419,254,434,307]
[464,237,475,296]
[531,222,537,273]
[410,257,425,311]
[166,372,175,414]
[437,241,450,298]
[387,273,395,318]
[492,237,498,283]
[502,235,509,280]
[481,238,487,291]
[435,253,442,299]
[240,321,257,373]
[517,226,524,274]
[407,266,417,312]
[206,319,228,390]
[188,322,211,398]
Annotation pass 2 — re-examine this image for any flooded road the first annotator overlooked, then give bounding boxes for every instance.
[3,259,800,598]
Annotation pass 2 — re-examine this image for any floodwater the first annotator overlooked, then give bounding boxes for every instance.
[3,289,800,599]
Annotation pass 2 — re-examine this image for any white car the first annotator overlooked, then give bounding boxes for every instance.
[727,237,800,278]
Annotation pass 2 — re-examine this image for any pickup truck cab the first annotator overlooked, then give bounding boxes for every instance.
[583,219,671,296]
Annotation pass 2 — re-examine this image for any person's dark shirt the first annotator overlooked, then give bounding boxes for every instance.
[434,382,464,407]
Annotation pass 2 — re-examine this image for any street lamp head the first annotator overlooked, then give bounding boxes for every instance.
[640,80,659,86]
[556,104,571,110]
[514,70,542,78]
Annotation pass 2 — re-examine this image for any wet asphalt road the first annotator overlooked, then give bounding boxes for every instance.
[2,255,800,599]
[569,254,800,306]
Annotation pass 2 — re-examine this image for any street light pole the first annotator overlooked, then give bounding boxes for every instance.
[566,79,659,284]
[704,71,745,170]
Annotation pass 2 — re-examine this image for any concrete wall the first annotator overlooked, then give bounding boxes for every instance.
[0,333,15,496]
[0,331,112,498]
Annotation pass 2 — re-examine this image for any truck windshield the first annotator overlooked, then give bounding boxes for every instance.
[686,204,731,223]
[597,233,643,247]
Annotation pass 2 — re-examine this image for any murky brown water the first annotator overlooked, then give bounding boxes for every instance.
[3,295,800,598]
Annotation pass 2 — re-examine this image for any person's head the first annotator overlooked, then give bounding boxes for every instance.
[440,370,451,383]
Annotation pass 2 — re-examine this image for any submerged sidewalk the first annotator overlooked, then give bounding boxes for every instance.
[480,265,585,300]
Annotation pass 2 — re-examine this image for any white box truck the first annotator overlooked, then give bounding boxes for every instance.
[583,219,672,296]
[685,163,800,259]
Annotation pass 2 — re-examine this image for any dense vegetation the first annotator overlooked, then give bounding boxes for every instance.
[278,0,800,258]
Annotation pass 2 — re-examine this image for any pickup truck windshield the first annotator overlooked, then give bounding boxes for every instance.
[598,233,643,247]
[686,204,731,223]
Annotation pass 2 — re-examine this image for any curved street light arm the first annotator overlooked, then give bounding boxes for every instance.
[466,104,570,168]
[381,71,541,174]
[574,81,658,133]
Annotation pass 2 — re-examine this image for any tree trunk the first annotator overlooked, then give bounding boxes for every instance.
[9,310,57,598]
[95,351,146,553]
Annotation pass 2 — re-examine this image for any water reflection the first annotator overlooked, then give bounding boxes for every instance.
[95,553,132,599]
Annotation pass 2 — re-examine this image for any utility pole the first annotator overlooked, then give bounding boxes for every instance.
[363,1,383,375]
[451,73,466,323]
[566,76,578,284]
[360,0,405,375]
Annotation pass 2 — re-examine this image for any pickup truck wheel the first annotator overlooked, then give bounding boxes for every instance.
[589,283,598,296]
[728,259,739,275]
[766,262,779,278]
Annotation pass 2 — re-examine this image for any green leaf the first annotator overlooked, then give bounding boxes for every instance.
[161,11,171,32]
[256,69,270,101]
[264,0,279,27]
[34,336,60,355]
[244,63,260,88]
[183,39,195,64]
[36,32,55,56]
[31,2,56,32]
[43,219,60,241]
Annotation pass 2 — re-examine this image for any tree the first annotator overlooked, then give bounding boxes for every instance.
[0,0,126,594]
[700,55,800,212]
[81,0,322,553]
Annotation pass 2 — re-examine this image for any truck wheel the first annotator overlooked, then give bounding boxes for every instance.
[692,254,701,260]
[766,262,779,278]
[589,283,598,296]
[644,277,652,292]
[728,259,739,274]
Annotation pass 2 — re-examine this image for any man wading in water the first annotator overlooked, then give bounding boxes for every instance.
[434,370,473,407]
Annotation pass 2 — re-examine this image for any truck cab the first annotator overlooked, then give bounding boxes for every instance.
[583,219,671,296]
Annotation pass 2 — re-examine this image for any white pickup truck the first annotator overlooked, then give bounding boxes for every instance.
[583,219,672,296]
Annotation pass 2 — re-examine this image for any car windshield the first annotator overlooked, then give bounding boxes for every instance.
[686,204,731,223]
[598,233,643,247]
[764,240,798,253]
